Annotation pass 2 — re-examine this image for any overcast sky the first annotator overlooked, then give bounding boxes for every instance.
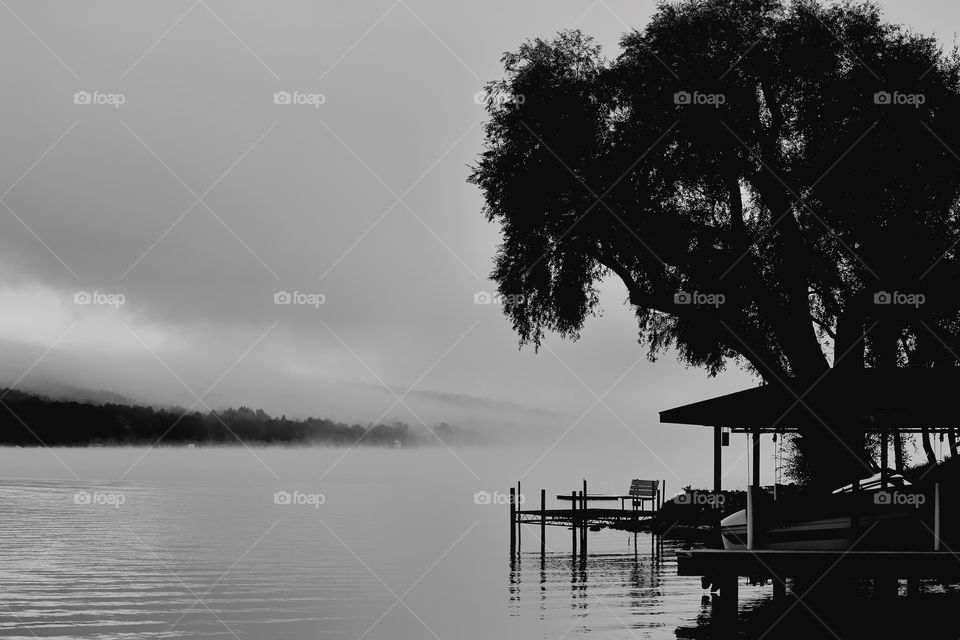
[0,0,956,487]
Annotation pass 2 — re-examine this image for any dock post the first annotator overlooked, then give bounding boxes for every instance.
[571,491,577,557]
[875,577,898,599]
[908,577,920,597]
[716,574,738,617]
[517,481,521,551]
[579,490,587,559]
[509,486,516,558]
[540,489,546,560]
[773,577,786,601]
[582,480,588,558]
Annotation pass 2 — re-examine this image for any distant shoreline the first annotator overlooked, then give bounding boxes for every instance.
[0,389,480,448]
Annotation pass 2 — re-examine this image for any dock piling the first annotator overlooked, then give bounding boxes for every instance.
[581,480,588,558]
[571,490,577,557]
[540,489,546,560]
[517,481,521,551]
[509,487,516,558]
[773,577,786,600]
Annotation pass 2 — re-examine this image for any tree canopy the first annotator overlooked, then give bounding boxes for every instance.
[470,0,960,490]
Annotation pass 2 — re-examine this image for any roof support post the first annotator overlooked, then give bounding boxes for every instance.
[752,429,761,489]
[713,425,722,509]
[748,429,762,550]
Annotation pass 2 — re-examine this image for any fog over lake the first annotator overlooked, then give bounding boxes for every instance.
[4,0,960,638]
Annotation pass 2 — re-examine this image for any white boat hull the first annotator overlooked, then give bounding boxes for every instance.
[720,509,917,551]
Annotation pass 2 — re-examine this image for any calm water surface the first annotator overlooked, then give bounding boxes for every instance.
[0,447,957,639]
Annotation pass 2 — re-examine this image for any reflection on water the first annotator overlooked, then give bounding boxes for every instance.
[508,531,960,639]
[2,448,960,639]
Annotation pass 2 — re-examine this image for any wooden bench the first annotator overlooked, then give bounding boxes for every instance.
[554,479,662,512]
[624,479,660,511]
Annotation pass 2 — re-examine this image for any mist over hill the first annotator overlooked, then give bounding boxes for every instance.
[0,389,481,447]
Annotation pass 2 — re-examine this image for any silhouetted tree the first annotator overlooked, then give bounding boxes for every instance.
[470,0,960,490]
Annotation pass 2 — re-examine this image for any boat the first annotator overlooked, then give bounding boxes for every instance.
[720,471,929,551]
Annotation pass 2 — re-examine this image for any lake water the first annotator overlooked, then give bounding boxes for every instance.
[1,446,959,639]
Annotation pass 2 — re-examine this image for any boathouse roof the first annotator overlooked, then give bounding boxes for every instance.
[659,368,960,432]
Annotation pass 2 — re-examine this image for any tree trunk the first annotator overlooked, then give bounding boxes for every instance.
[922,428,937,465]
[893,430,904,472]
[793,301,870,493]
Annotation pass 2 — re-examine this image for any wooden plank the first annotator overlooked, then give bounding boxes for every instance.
[517,508,657,518]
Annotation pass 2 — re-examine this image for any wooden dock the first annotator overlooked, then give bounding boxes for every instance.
[508,479,663,563]
[677,548,960,613]
[678,549,960,579]
[516,507,657,524]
